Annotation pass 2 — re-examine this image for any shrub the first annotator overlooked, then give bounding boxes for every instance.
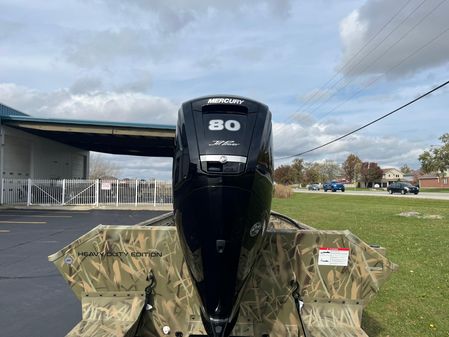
[273,184,293,199]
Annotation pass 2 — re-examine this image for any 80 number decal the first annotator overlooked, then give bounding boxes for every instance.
[208,119,241,131]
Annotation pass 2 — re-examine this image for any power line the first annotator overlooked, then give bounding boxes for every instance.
[274,0,449,156]
[315,19,449,122]
[291,0,426,121]
[308,0,446,120]
[292,0,413,114]
[276,0,435,136]
[274,14,449,149]
[277,78,449,160]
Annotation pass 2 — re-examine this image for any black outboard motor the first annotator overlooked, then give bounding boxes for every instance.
[173,95,273,337]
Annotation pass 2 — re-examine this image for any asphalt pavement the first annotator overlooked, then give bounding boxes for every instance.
[0,209,166,337]
[295,189,449,200]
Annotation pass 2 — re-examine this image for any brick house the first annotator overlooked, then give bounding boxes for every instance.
[419,172,449,188]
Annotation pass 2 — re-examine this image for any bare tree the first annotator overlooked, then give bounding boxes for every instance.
[400,164,413,174]
[89,154,120,179]
[319,160,341,182]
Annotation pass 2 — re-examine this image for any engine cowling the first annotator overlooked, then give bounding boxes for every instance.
[173,95,273,337]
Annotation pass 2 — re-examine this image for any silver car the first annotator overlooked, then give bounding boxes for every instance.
[308,183,320,191]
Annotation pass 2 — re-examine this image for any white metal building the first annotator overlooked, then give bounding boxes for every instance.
[0,102,175,205]
[0,104,89,181]
[2,125,89,180]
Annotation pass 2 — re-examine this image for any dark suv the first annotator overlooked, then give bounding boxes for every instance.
[387,182,419,195]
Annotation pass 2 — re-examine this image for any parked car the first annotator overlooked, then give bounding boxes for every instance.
[307,183,320,191]
[323,181,345,192]
[387,182,419,195]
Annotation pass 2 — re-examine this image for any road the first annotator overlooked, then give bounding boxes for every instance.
[295,189,449,201]
[0,209,166,337]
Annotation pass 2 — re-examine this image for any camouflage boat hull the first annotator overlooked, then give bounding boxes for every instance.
[49,212,397,337]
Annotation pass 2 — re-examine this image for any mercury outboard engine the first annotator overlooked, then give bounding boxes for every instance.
[173,95,273,337]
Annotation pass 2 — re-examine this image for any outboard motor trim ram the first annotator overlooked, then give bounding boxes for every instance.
[173,95,274,337]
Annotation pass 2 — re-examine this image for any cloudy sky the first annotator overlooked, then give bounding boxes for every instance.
[1,0,449,179]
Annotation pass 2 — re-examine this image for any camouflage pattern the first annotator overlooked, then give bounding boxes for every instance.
[67,292,145,337]
[49,212,397,337]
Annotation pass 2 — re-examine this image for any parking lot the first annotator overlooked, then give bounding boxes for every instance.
[0,208,166,337]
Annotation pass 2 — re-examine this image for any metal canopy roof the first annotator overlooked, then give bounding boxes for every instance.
[0,115,176,157]
[0,103,29,117]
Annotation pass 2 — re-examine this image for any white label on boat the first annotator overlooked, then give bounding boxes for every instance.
[318,247,349,266]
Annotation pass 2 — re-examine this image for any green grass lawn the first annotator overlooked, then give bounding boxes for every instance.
[419,188,449,193]
[272,193,449,337]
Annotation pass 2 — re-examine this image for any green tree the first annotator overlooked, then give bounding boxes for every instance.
[342,154,362,183]
[419,133,449,177]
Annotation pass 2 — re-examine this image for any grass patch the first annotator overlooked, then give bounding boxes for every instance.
[419,188,449,193]
[272,193,449,337]
[344,187,384,192]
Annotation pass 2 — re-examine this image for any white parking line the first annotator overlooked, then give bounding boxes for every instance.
[1,210,90,214]
[0,215,72,218]
[0,221,47,224]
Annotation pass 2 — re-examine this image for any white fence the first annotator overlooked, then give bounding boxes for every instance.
[0,179,172,207]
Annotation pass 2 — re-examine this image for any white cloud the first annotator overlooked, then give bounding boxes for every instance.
[273,121,426,169]
[0,83,178,124]
[2,0,448,179]
[339,0,449,77]
[91,153,172,180]
[339,10,368,61]
[60,0,294,71]
[0,83,177,178]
